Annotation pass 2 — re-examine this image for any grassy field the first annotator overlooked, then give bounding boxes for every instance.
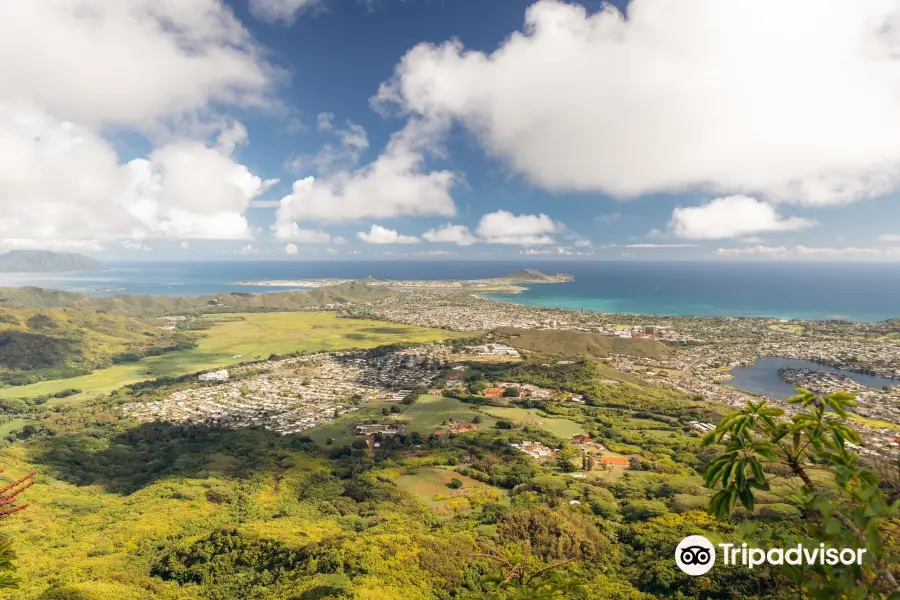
[0,312,456,402]
[302,399,406,446]
[480,406,586,438]
[394,467,506,514]
[394,467,485,505]
[400,395,495,434]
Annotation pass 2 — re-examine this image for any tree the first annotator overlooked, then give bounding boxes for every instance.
[702,389,900,597]
[503,387,521,398]
[448,478,463,489]
[465,540,587,600]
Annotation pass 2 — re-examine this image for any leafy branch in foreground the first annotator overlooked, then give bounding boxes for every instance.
[702,389,900,597]
[0,468,35,590]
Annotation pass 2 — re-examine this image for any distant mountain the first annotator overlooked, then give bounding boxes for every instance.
[0,250,106,273]
[505,268,574,283]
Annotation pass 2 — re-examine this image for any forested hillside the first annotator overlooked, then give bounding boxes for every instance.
[0,308,193,386]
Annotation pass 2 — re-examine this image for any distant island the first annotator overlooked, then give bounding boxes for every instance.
[0,250,107,273]
[504,268,574,283]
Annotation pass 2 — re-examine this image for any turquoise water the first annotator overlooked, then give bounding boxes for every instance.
[0,260,897,322]
[728,357,898,400]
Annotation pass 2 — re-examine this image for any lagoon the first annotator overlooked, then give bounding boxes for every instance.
[728,356,899,400]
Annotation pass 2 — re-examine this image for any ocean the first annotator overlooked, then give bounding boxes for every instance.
[0,260,897,322]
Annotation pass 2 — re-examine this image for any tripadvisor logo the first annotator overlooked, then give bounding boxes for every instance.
[675,535,868,576]
[675,535,716,576]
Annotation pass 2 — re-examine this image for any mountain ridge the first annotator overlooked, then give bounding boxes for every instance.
[0,250,106,273]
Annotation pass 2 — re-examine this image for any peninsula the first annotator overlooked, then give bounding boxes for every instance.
[232,268,574,293]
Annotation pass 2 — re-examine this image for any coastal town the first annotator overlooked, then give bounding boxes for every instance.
[121,272,900,458]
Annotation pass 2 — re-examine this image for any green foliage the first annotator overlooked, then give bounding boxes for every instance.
[703,389,900,597]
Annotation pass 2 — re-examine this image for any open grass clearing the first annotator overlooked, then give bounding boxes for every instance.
[0,312,457,403]
[394,467,506,512]
[480,406,586,438]
[400,395,495,434]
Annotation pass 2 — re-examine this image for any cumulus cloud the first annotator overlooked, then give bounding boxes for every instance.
[626,243,699,248]
[475,210,564,245]
[670,196,816,240]
[285,243,299,255]
[879,234,900,243]
[273,222,337,244]
[1,0,276,128]
[0,239,104,252]
[0,1,281,248]
[377,0,900,205]
[122,240,151,251]
[180,241,191,250]
[715,245,900,259]
[520,247,572,256]
[0,104,276,244]
[248,0,321,24]
[357,225,421,244]
[422,223,480,246]
[317,112,335,132]
[274,118,458,226]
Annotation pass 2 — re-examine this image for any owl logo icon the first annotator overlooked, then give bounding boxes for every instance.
[675,535,716,576]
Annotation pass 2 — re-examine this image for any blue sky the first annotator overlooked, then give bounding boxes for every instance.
[4,0,900,261]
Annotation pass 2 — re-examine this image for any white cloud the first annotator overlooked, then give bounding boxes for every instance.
[273,223,336,244]
[520,247,572,256]
[626,243,698,248]
[1,0,276,128]
[357,225,420,244]
[122,240,151,251]
[879,234,900,243]
[574,239,592,248]
[670,196,816,240]
[0,239,104,252]
[0,1,281,247]
[310,121,370,174]
[285,243,298,255]
[715,245,900,260]
[0,105,275,243]
[422,223,480,246]
[475,210,564,245]
[248,0,321,24]
[180,241,191,250]
[317,112,335,132]
[237,244,257,255]
[378,0,900,206]
[274,118,458,225]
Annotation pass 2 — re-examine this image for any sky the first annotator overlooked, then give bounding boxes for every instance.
[4,0,900,261]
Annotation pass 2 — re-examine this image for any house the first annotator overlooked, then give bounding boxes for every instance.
[599,456,630,466]
[483,387,505,398]
[570,434,593,444]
